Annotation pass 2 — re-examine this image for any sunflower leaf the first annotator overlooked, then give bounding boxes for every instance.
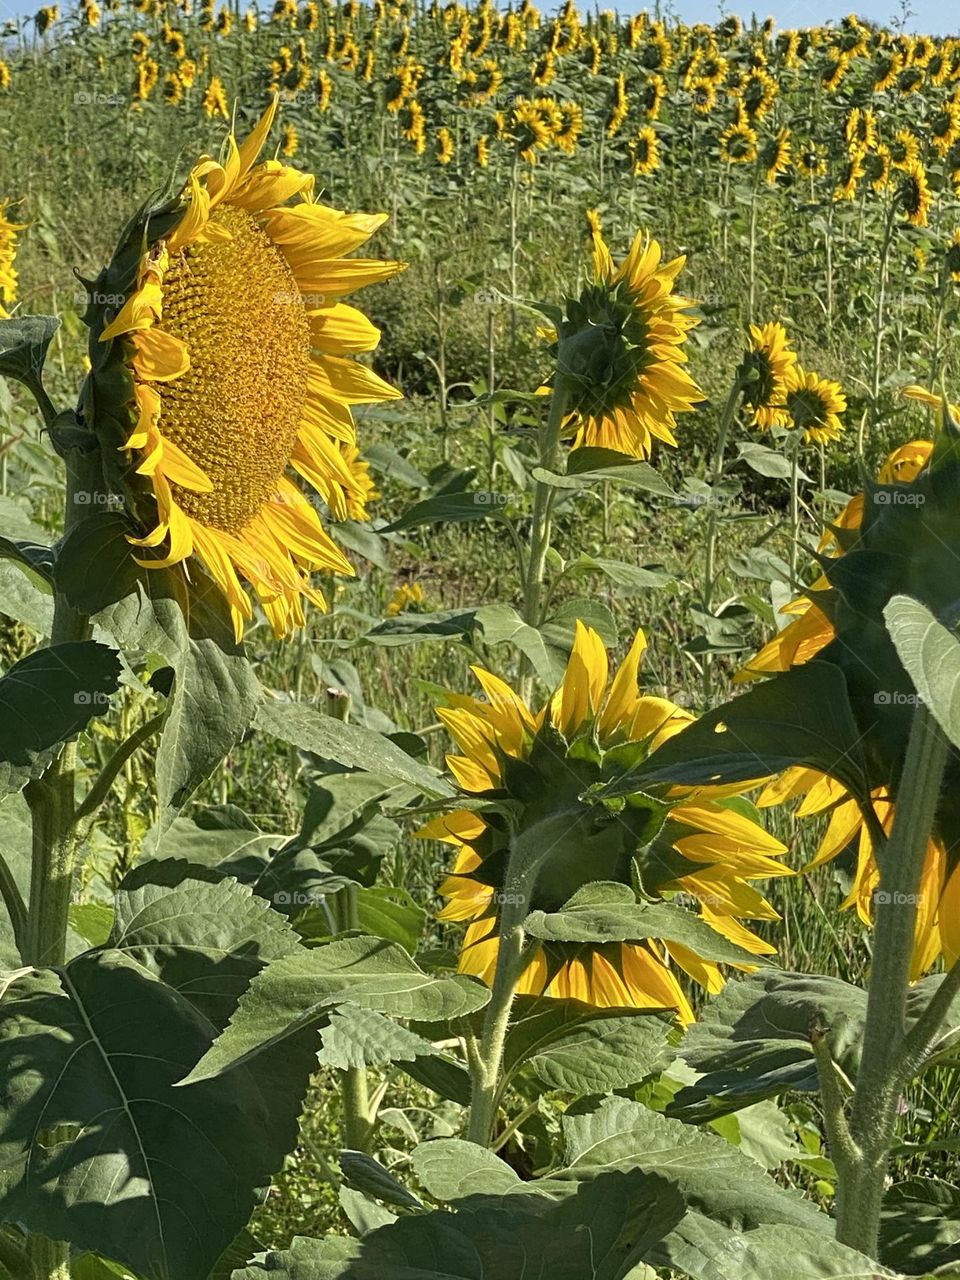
[256,697,453,797]
[182,935,490,1084]
[0,878,317,1280]
[0,641,122,799]
[595,660,870,805]
[524,882,776,969]
[884,594,960,750]
[231,1170,686,1280]
[0,314,59,388]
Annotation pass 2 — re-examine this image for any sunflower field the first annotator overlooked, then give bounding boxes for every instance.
[3,1,960,1277]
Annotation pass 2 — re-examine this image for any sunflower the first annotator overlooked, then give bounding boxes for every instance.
[554,102,583,155]
[931,102,960,158]
[474,135,489,167]
[821,49,850,91]
[795,141,827,178]
[781,365,846,444]
[719,120,758,164]
[890,127,921,170]
[863,144,892,193]
[0,200,25,319]
[202,75,229,118]
[605,72,628,137]
[436,126,454,165]
[759,127,791,184]
[736,438,933,684]
[898,160,932,227]
[741,67,777,119]
[90,98,403,640]
[689,76,716,116]
[421,623,789,1022]
[546,229,702,459]
[844,106,876,155]
[281,123,299,157]
[629,125,660,176]
[739,321,797,430]
[385,580,424,616]
[833,153,865,202]
[638,71,667,119]
[873,48,903,92]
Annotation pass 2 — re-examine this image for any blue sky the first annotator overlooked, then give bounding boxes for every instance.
[1,0,955,35]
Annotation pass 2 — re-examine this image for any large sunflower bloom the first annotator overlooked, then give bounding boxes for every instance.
[781,365,846,444]
[547,230,702,459]
[91,99,403,639]
[739,435,960,973]
[420,623,790,1024]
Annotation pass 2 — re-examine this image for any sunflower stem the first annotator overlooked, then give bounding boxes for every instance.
[701,375,743,706]
[466,813,571,1147]
[519,376,571,696]
[22,448,100,1279]
[833,703,948,1256]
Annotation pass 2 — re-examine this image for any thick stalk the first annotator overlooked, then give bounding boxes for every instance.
[834,705,948,1255]
[23,450,100,1280]
[465,814,573,1147]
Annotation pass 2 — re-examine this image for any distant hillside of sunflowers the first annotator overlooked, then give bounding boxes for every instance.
[3,1,960,457]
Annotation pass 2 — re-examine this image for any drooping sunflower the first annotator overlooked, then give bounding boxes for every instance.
[545,229,702,459]
[0,200,25,320]
[554,102,583,155]
[202,75,229,119]
[719,119,758,164]
[843,105,876,155]
[759,127,791,184]
[738,321,797,430]
[89,98,403,640]
[889,127,920,170]
[740,435,960,976]
[629,125,660,176]
[898,160,932,227]
[833,153,865,202]
[863,143,892,193]
[421,623,790,1022]
[638,71,667,119]
[736,437,933,683]
[605,72,628,137]
[781,365,846,444]
[436,126,454,165]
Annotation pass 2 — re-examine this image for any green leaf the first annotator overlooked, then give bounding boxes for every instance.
[564,556,674,593]
[69,901,115,948]
[0,641,122,797]
[256,698,453,797]
[411,1139,522,1200]
[524,883,774,969]
[0,948,317,1280]
[382,490,509,533]
[0,560,54,636]
[184,935,490,1083]
[0,314,59,386]
[666,971,868,1121]
[880,1178,960,1274]
[534,447,675,497]
[0,535,55,590]
[658,1216,894,1280]
[885,594,960,750]
[734,442,796,480]
[550,1096,828,1235]
[356,886,426,953]
[596,661,870,804]
[232,1170,686,1280]
[364,609,479,646]
[502,996,676,1094]
[474,603,565,685]
[340,1151,424,1212]
[316,1005,440,1071]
